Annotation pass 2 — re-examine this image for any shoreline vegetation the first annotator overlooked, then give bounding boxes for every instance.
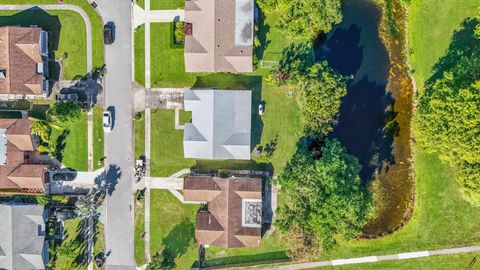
[362,0,416,237]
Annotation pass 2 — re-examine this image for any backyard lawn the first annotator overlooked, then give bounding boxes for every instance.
[150,23,197,87]
[408,0,480,91]
[51,112,88,171]
[93,106,104,170]
[134,25,146,86]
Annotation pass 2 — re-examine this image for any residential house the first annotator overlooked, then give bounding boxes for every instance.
[0,203,49,270]
[0,119,47,195]
[0,26,49,98]
[183,89,251,160]
[184,0,254,72]
[184,176,262,248]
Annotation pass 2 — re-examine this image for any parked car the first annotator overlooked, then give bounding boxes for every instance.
[55,210,78,221]
[103,109,113,132]
[50,170,77,182]
[103,22,115,45]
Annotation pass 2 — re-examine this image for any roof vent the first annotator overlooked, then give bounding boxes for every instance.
[36,63,43,75]
[0,69,6,79]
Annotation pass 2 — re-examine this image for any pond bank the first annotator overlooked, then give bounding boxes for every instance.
[314,0,415,236]
[363,0,416,236]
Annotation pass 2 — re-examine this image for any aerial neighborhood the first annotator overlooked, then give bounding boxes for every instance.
[0,0,479,269]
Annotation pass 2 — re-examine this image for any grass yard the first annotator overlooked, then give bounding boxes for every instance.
[134,25,146,86]
[93,106,104,170]
[326,252,480,270]
[0,0,104,75]
[150,110,195,177]
[408,0,480,91]
[151,0,184,10]
[322,148,480,259]
[134,112,146,160]
[51,112,88,171]
[150,23,197,87]
[150,190,200,269]
[0,10,86,80]
[54,218,104,269]
[134,196,146,266]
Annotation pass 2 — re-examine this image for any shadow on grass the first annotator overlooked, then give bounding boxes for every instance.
[54,129,69,162]
[254,7,270,62]
[201,251,289,268]
[162,219,195,262]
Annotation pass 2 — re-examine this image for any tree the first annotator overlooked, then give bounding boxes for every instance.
[296,62,347,137]
[47,101,82,125]
[277,0,342,39]
[31,119,51,142]
[414,17,480,205]
[146,251,175,270]
[277,139,370,250]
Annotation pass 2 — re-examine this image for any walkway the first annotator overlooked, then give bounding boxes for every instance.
[133,4,184,28]
[0,4,93,72]
[235,245,480,270]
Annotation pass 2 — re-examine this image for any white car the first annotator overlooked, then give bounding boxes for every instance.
[103,110,113,132]
[258,104,264,116]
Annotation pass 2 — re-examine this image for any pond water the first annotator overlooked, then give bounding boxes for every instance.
[314,0,414,235]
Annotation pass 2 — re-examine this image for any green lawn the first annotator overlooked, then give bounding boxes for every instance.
[151,0,184,10]
[0,10,86,80]
[93,107,104,170]
[134,197,146,266]
[326,253,480,270]
[408,0,480,91]
[150,23,197,87]
[0,0,104,75]
[150,110,195,177]
[150,190,200,269]
[322,148,480,259]
[54,218,104,269]
[134,25,146,86]
[134,112,145,160]
[51,112,88,171]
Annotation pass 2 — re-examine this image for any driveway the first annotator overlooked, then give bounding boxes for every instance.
[132,4,184,28]
[49,168,104,195]
[94,0,136,269]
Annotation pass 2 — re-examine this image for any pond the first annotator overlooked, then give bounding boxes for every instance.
[314,0,414,235]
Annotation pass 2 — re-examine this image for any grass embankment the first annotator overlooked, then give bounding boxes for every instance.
[0,0,104,76]
[93,106,104,170]
[326,252,480,270]
[134,25,146,86]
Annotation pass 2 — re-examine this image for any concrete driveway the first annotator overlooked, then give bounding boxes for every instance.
[49,169,104,195]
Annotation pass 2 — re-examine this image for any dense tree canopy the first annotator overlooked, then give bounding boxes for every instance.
[47,101,82,125]
[256,0,342,39]
[414,17,480,204]
[277,139,370,250]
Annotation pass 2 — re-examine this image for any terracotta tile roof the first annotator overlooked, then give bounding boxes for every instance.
[184,176,262,248]
[0,27,44,95]
[184,0,253,72]
[0,119,45,195]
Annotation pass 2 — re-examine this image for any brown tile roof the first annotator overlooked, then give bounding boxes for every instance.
[0,119,45,195]
[184,176,262,248]
[184,0,253,72]
[0,26,44,95]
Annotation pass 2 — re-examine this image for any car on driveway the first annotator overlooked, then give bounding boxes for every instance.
[103,109,113,132]
[103,22,115,44]
[50,170,77,182]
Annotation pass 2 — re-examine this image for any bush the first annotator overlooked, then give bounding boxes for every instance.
[173,22,185,45]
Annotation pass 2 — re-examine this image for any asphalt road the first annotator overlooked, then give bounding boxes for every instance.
[95,0,136,269]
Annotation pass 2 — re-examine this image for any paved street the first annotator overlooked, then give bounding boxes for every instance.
[94,0,136,269]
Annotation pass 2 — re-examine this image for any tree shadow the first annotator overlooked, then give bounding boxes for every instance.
[254,7,271,62]
[162,219,195,262]
[104,164,121,196]
[426,17,480,90]
[54,129,69,162]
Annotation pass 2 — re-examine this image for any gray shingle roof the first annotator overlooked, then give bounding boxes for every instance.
[183,89,251,160]
[0,204,47,270]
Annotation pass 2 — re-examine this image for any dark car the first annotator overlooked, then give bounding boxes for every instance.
[103,22,115,45]
[51,171,77,181]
